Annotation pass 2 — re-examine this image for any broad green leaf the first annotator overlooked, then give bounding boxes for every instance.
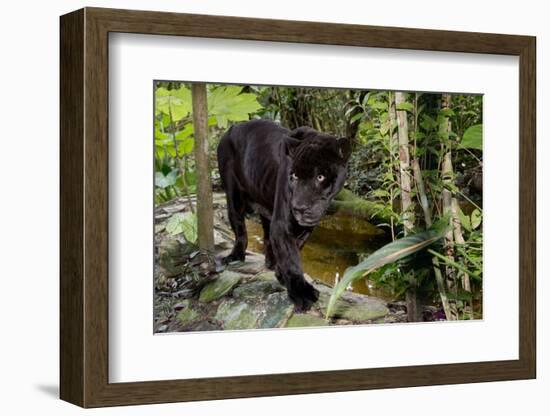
[440,108,455,117]
[370,101,387,110]
[178,137,194,155]
[350,112,364,123]
[154,169,178,189]
[396,101,414,112]
[457,204,471,232]
[156,86,192,121]
[175,123,194,140]
[326,227,447,319]
[460,124,483,150]
[165,212,198,243]
[207,86,262,126]
[471,209,482,230]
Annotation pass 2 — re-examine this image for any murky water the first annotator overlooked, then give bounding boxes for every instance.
[246,211,393,300]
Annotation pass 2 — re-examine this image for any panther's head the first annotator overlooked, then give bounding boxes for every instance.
[285,127,352,227]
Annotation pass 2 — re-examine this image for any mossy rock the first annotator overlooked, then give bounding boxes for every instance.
[332,302,388,321]
[286,313,329,328]
[215,300,259,330]
[158,237,194,277]
[229,253,266,274]
[255,271,278,281]
[199,271,242,302]
[316,291,388,322]
[258,292,294,328]
[233,280,284,300]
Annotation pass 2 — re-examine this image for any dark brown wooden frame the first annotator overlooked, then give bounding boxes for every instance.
[60,7,536,408]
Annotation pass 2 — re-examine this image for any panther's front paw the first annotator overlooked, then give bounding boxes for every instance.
[222,252,245,265]
[289,280,319,313]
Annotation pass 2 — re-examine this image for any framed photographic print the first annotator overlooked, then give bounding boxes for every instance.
[60,7,536,408]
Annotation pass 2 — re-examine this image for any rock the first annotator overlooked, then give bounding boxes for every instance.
[286,314,329,328]
[156,324,168,333]
[214,291,293,330]
[256,271,278,281]
[215,300,259,330]
[193,321,221,331]
[315,288,389,322]
[258,292,294,328]
[199,271,242,302]
[233,280,284,299]
[331,301,388,321]
[229,252,266,274]
[157,237,194,277]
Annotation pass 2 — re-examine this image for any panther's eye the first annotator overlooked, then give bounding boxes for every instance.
[317,174,325,182]
[291,172,298,181]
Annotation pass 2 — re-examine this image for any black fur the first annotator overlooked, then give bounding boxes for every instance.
[217,119,351,311]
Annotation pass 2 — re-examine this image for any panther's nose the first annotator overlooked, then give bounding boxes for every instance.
[293,204,309,214]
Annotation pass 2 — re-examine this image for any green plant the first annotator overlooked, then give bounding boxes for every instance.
[326,226,447,319]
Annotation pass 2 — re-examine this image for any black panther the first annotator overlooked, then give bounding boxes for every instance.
[217,119,351,311]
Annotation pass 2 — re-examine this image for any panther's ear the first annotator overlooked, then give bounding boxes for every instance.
[289,126,317,140]
[284,135,301,158]
[338,137,352,161]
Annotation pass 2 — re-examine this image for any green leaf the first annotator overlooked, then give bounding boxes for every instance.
[471,209,482,230]
[396,101,414,112]
[175,123,194,140]
[420,114,436,131]
[165,212,198,243]
[457,204,471,232]
[178,137,195,155]
[370,101,387,110]
[440,108,455,117]
[154,169,178,188]
[350,112,364,123]
[460,124,483,150]
[207,86,262,126]
[326,228,447,319]
[156,86,192,121]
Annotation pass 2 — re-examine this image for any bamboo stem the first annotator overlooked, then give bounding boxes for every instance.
[395,92,418,322]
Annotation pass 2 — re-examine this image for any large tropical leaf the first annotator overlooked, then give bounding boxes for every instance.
[325,227,447,319]
[460,124,483,150]
[165,212,198,243]
[155,86,193,121]
[154,169,178,189]
[208,86,263,128]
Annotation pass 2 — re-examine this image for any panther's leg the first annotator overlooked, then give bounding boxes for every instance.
[270,223,319,312]
[221,166,248,264]
[260,215,275,269]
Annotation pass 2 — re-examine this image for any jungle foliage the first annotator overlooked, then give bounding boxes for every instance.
[154,82,483,321]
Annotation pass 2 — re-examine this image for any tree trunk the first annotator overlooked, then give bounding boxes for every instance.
[395,92,418,322]
[191,83,215,253]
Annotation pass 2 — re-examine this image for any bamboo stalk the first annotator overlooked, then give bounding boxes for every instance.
[395,93,415,232]
[388,91,398,241]
[412,159,453,320]
[395,92,418,322]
